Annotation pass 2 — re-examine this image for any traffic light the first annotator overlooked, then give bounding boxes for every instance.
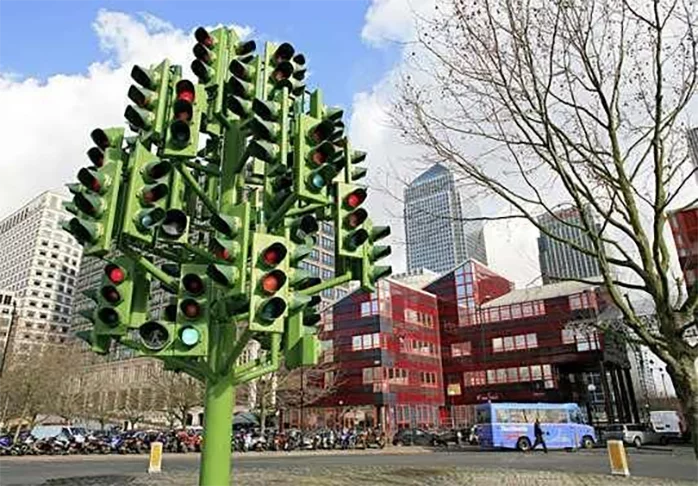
[62,128,125,256]
[335,182,369,259]
[248,234,289,334]
[121,142,172,245]
[93,257,148,336]
[207,202,251,300]
[227,44,260,120]
[139,265,209,356]
[293,113,345,204]
[289,214,319,245]
[163,78,206,158]
[266,42,306,96]
[361,220,392,292]
[124,61,171,142]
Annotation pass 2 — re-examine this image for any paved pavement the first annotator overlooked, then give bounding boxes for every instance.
[1,446,696,486]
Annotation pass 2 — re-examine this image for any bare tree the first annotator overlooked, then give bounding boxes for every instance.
[393,0,698,456]
[151,370,205,428]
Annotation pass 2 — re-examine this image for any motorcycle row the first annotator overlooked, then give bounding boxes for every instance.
[0,427,386,456]
[0,429,201,456]
[232,427,387,452]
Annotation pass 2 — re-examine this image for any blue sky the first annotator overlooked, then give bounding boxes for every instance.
[0,0,400,115]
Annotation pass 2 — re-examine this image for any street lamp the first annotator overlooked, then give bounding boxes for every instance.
[587,383,596,427]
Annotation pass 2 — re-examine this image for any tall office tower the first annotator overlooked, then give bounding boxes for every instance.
[404,164,487,275]
[0,191,82,358]
[537,206,602,284]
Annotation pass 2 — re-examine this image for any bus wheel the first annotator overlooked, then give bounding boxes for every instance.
[581,436,594,449]
[516,437,531,452]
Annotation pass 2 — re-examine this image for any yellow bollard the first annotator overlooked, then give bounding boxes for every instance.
[607,439,630,477]
[148,441,163,474]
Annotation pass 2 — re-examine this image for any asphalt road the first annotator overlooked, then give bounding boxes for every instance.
[1,446,696,486]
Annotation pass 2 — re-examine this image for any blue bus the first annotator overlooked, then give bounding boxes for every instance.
[476,402,596,451]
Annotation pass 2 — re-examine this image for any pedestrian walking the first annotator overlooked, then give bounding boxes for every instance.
[531,418,548,453]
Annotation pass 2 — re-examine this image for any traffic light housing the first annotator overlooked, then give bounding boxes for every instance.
[335,182,369,259]
[121,142,172,245]
[124,61,171,142]
[92,257,148,336]
[207,202,251,300]
[163,79,206,158]
[63,128,125,256]
[248,234,290,334]
[293,113,344,204]
[361,220,392,292]
[140,264,209,356]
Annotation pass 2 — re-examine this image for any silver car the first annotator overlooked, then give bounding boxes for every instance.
[603,423,667,448]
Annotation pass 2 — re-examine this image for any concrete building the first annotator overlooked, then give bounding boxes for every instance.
[0,290,15,366]
[537,207,602,284]
[404,164,487,275]
[0,191,82,359]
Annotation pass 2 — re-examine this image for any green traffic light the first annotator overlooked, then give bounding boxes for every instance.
[179,326,201,347]
[134,207,166,231]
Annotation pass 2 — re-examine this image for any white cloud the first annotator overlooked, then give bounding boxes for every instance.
[361,0,436,46]
[0,10,252,220]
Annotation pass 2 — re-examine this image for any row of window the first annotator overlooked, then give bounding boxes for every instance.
[419,371,438,386]
[461,364,554,389]
[399,337,437,356]
[351,332,380,351]
[492,333,538,353]
[404,309,435,328]
[361,366,411,385]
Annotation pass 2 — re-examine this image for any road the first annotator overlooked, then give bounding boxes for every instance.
[1,446,696,485]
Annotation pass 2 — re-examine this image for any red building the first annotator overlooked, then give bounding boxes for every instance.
[305,260,638,433]
[669,205,698,287]
[314,278,443,431]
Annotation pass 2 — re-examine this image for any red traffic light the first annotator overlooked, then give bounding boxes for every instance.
[182,273,205,296]
[90,129,111,149]
[105,264,126,284]
[345,188,367,209]
[261,242,287,267]
[180,299,201,319]
[176,80,196,104]
[261,270,286,295]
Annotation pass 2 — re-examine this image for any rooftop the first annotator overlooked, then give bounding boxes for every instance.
[482,280,598,308]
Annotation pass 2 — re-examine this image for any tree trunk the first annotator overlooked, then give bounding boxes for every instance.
[666,358,698,459]
[259,395,266,437]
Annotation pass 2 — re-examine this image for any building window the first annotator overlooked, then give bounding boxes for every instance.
[451,341,471,357]
[352,332,380,351]
[362,366,382,384]
[463,370,486,387]
[387,368,408,385]
[492,332,538,353]
[420,371,437,386]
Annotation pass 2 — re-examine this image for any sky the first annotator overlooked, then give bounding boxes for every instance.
[0,0,543,287]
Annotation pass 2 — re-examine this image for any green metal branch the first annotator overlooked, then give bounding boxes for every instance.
[120,247,177,291]
[266,194,298,229]
[173,161,220,217]
[285,202,325,217]
[221,328,253,376]
[232,334,281,385]
[182,159,221,177]
[299,272,353,296]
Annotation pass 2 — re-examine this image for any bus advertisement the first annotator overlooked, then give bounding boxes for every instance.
[476,402,596,451]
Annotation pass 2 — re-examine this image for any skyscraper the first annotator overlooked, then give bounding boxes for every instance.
[404,164,487,274]
[537,206,602,284]
[0,191,82,358]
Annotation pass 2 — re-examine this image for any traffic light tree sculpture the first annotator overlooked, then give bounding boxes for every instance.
[62,26,391,486]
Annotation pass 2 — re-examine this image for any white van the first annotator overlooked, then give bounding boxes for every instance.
[649,411,683,439]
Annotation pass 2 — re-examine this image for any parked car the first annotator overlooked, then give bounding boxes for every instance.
[392,428,439,447]
[603,423,668,448]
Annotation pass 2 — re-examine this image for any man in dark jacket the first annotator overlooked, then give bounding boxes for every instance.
[531,418,548,453]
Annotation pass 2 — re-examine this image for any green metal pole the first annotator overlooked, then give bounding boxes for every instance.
[199,316,235,486]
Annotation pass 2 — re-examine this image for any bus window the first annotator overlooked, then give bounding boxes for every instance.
[476,407,491,424]
[543,409,568,423]
[570,409,584,424]
[495,409,511,423]
[509,409,528,423]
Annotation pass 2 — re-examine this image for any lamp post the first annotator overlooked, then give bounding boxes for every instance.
[587,383,596,428]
